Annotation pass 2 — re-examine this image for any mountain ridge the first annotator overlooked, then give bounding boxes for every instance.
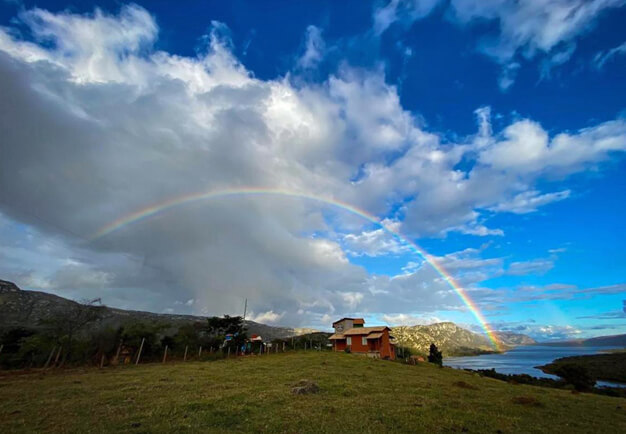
[1,279,537,351]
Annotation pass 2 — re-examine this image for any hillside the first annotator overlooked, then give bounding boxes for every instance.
[541,334,626,347]
[539,352,626,384]
[0,352,624,433]
[493,331,537,346]
[1,280,538,355]
[0,279,295,340]
[392,322,504,356]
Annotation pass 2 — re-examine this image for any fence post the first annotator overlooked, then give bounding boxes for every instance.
[53,346,62,367]
[100,353,105,369]
[162,345,168,363]
[198,346,202,357]
[0,344,4,357]
[184,346,188,362]
[115,341,122,365]
[283,342,285,352]
[43,346,56,369]
[135,338,145,365]
[227,347,230,358]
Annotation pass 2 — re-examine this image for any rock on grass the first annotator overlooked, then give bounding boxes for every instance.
[291,379,319,395]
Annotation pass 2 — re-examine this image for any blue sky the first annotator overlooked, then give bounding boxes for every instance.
[0,0,624,341]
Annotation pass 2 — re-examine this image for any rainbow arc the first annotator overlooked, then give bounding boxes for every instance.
[92,187,502,351]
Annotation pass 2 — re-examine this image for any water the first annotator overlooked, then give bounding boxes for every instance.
[444,345,625,388]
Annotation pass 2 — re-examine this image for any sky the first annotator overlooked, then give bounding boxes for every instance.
[0,0,625,342]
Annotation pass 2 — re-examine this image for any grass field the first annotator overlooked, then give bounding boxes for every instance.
[1,351,625,433]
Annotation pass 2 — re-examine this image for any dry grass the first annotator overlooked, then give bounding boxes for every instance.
[0,351,625,433]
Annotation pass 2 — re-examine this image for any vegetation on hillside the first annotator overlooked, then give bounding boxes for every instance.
[0,352,624,433]
[392,322,511,356]
[0,312,248,369]
[539,352,626,384]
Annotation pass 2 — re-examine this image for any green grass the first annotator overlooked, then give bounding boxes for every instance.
[0,352,625,433]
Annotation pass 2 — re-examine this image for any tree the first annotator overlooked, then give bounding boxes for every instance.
[428,343,443,367]
[553,363,596,391]
[203,315,247,353]
[120,321,169,361]
[39,298,106,363]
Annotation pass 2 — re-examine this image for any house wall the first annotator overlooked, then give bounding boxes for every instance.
[347,334,370,353]
[379,330,395,360]
[333,319,353,333]
[334,339,347,351]
[331,323,396,360]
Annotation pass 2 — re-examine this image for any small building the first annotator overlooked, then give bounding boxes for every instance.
[329,318,396,360]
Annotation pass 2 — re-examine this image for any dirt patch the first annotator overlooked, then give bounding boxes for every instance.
[453,381,478,390]
[511,396,543,407]
[291,379,319,395]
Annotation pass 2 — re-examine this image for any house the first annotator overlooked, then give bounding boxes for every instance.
[329,318,396,360]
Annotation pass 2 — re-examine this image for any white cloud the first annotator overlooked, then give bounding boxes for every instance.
[491,190,571,214]
[249,310,285,324]
[479,118,626,175]
[449,0,625,66]
[297,25,325,69]
[381,313,442,326]
[373,0,441,35]
[0,5,624,328]
[497,62,519,91]
[506,258,554,276]
[594,41,626,69]
[374,0,626,87]
[343,219,409,256]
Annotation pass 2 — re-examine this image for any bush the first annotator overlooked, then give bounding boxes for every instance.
[344,347,351,354]
[552,363,596,391]
[428,343,443,367]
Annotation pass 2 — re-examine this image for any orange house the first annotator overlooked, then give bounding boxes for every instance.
[329,318,396,360]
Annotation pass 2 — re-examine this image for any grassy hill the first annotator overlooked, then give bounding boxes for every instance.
[1,352,624,433]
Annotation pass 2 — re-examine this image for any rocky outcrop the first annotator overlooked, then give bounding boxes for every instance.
[0,279,21,293]
[393,322,496,356]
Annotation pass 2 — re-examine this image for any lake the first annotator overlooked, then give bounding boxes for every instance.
[444,345,625,388]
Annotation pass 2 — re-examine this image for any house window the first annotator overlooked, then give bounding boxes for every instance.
[346,337,352,345]
[362,337,367,346]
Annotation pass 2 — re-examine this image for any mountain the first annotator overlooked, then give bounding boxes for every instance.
[392,322,499,356]
[493,331,537,346]
[583,334,626,346]
[0,279,296,340]
[0,279,536,351]
[541,334,626,347]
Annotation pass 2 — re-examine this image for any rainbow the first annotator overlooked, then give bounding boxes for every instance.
[92,187,502,350]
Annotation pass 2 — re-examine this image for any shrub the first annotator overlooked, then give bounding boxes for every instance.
[428,343,443,367]
[552,363,596,391]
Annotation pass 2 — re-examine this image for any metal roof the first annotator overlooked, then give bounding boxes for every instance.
[342,326,389,336]
[366,332,383,339]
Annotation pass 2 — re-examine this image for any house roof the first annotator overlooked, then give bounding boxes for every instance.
[330,326,389,340]
[332,317,365,326]
[343,326,389,336]
[366,332,383,339]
